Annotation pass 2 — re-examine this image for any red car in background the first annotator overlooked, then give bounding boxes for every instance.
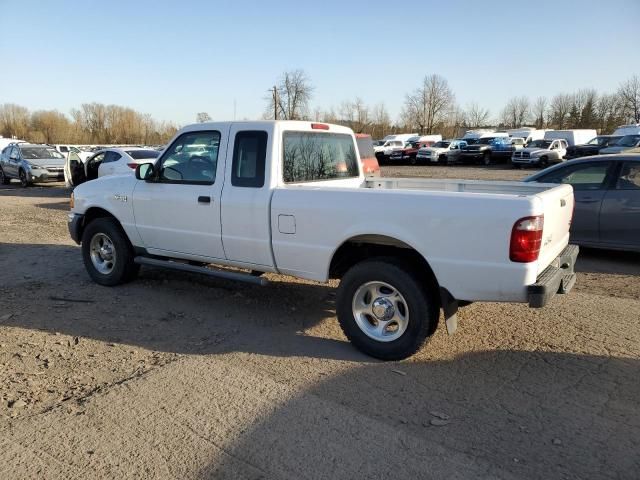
[389,140,434,165]
[355,134,381,176]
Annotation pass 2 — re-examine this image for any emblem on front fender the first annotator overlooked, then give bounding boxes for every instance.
[114,194,128,202]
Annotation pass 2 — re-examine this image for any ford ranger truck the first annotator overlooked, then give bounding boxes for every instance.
[68,121,578,360]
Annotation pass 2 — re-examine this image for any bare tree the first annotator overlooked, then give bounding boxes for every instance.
[464,102,490,127]
[266,70,314,120]
[532,97,548,129]
[618,75,640,123]
[500,96,530,128]
[402,74,455,134]
[196,112,211,123]
[30,110,71,143]
[549,93,573,129]
[0,104,30,139]
[370,103,391,139]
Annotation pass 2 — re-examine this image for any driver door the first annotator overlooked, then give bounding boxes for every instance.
[132,127,228,260]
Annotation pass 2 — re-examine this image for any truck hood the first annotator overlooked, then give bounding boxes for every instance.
[599,145,629,154]
[421,147,447,155]
[520,148,549,156]
[462,144,489,151]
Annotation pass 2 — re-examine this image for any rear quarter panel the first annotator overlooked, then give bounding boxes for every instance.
[271,187,550,302]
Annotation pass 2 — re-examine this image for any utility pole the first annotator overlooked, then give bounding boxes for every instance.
[272,86,278,120]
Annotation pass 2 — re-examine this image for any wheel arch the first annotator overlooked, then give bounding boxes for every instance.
[328,234,440,291]
[80,207,131,246]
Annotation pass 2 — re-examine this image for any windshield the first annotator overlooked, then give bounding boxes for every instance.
[433,141,450,148]
[20,146,65,159]
[478,137,495,145]
[617,135,640,147]
[126,149,161,160]
[528,140,552,148]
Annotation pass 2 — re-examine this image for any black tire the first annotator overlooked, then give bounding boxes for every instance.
[0,167,10,185]
[81,217,139,286]
[539,156,549,168]
[482,152,492,166]
[438,154,448,165]
[336,258,439,360]
[408,156,417,166]
[512,163,521,169]
[18,169,29,188]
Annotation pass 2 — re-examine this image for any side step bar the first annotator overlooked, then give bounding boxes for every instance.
[134,256,269,286]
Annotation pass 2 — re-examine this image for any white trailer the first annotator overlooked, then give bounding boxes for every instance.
[544,129,597,147]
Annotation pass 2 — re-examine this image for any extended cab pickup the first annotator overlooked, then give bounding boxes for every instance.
[68,121,578,360]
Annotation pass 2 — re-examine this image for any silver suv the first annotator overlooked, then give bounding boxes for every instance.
[0,143,66,187]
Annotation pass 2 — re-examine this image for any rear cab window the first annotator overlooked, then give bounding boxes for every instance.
[283,131,360,183]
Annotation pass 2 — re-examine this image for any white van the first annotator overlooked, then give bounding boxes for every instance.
[507,128,548,144]
[613,124,640,136]
[543,129,597,147]
[418,134,442,144]
[382,133,419,142]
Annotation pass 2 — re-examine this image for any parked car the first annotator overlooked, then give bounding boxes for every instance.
[0,143,66,186]
[512,139,568,168]
[612,124,640,137]
[355,134,380,176]
[54,144,94,162]
[598,134,640,155]
[459,136,516,165]
[416,139,468,164]
[525,155,640,252]
[374,139,405,163]
[388,141,431,165]
[565,135,622,159]
[65,147,161,187]
[68,120,578,360]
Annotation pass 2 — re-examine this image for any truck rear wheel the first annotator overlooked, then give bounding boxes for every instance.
[482,152,492,166]
[336,259,438,360]
[81,218,139,286]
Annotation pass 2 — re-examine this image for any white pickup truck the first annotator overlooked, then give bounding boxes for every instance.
[68,121,578,360]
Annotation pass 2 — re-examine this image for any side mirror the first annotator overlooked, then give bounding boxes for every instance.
[136,163,155,181]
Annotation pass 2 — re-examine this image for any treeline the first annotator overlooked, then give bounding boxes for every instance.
[265,71,640,138]
[0,103,179,145]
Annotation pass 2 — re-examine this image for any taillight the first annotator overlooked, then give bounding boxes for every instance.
[510,215,544,263]
[127,163,137,169]
[311,123,329,130]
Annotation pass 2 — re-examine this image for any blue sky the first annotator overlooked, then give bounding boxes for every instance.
[1,0,638,125]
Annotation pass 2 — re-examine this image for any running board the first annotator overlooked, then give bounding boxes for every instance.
[134,256,269,286]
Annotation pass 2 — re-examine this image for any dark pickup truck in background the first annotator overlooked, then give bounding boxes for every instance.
[459,137,518,165]
[565,135,622,159]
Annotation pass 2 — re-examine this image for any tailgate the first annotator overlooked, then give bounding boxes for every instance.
[535,184,574,273]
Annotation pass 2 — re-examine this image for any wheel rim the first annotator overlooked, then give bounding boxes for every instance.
[352,281,409,342]
[89,233,117,274]
[483,154,491,165]
[19,171,27,186]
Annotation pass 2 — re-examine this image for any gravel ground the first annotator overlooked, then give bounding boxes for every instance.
[1,169,639,479]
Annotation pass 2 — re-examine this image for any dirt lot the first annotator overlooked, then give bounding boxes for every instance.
[1,166,639,479]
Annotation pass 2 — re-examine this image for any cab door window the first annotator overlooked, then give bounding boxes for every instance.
[231,131,267,188]
[158,130,220,184]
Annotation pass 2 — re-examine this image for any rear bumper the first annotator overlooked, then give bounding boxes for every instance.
[528,244,579,308]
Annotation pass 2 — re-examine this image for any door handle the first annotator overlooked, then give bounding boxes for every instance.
[197,196,211,204]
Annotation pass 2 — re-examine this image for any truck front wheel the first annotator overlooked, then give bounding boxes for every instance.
[81,218,139,286]
[482,152,492,166]
[336,259,438,360]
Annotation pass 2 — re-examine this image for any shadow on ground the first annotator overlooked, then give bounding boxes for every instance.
[576,247,640,276]
[197,350,639,479]
[0,242,363,361]
[0,183,69,198]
